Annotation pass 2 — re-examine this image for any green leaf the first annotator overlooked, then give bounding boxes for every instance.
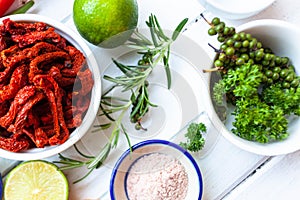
[172,18,188,41]
[153,15,169,41]
[163,49,172,89]
[147,14,159,47]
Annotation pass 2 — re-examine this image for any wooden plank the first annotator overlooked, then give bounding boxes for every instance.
[223,152,300,200]
[199,135,268,199]
[31,0,74,21]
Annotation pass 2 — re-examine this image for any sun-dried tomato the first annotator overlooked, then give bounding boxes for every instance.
[0,18,94,152]
[1,42,62,69]
[0,65,28,103]
[66,113,83,129]
[33,75,69,145]
[48,66,76,87]
[0,35,7,51]
[23,128,48,148]
[0,100,9,117]
[1,45,21,67]
[1,18,48,35]
[0,64,15,84]
[0,136,30,152]
[28,51,70,82]
[8,92,45,133]
[76,68,94,96]
[40,113,53,126]
[26,109,40,129]
[0,85,36,128]
[12,27,62,48]
[61,45,85,77]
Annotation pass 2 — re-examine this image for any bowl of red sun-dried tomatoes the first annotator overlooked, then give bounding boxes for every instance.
[0,14,101,160]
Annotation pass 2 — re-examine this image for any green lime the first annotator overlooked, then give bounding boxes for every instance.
[4,160,68,200]
[73,0,138,48]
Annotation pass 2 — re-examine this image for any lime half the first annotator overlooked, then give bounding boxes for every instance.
[4,160,69,200]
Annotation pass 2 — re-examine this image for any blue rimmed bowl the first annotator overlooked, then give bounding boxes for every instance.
[110,139,203,200]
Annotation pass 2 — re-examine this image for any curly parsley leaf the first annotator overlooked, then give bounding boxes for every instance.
[232,96,288,143]
[212,63,296,143]
[179,122,206,152]
[262,84,300,115]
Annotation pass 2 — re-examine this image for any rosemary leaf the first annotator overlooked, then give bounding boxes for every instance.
[88,143,111,169]
[172,18,189,40]
[93,123,111,130]
[126,44,150,50]
[147,14,159,47]
[122,124,133,153]
[132,30,153,45]
[74,144,95,159]
[153,15,169,41]
[163,48,172,89]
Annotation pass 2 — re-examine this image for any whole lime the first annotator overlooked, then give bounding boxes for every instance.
[73,0,138,48]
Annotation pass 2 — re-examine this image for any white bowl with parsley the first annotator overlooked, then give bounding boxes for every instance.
[209,19,300,155]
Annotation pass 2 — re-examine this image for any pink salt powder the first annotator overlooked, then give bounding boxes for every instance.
[126,152,188,200]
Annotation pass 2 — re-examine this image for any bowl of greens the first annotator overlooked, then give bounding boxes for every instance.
[207,18,300,155]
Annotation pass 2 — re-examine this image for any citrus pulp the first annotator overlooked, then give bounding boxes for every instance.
[3,160,69,200]
[73,0,138,48]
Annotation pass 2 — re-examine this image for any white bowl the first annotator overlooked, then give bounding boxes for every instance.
[198,0,275,20]
[210,19,300,155]
[0,14,101,160]
[110,139,203,200]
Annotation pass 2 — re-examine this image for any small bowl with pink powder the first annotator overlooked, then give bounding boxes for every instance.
[110,139,203,200]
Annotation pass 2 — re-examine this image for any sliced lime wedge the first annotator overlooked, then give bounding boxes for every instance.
[4,160,69,200]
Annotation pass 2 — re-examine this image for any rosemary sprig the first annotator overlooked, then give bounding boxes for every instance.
[127,14,188,89]
[54,14,188,183]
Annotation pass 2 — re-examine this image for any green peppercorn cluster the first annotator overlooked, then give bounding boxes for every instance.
[208,17,299,90]
[137,51,153,66]
[130,51,154,130]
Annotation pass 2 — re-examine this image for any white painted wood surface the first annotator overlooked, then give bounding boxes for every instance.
[1,0,299,200]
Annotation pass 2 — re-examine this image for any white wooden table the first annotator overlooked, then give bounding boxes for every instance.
[1,0,299,199]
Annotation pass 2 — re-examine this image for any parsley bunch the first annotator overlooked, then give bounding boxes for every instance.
[214,63,300,143]
[179,122,206,152]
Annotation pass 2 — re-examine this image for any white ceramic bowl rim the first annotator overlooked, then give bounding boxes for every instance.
[110,139,203,200]
[0,14,101,160]
[206,0,274,14]
[236,18,300,33]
